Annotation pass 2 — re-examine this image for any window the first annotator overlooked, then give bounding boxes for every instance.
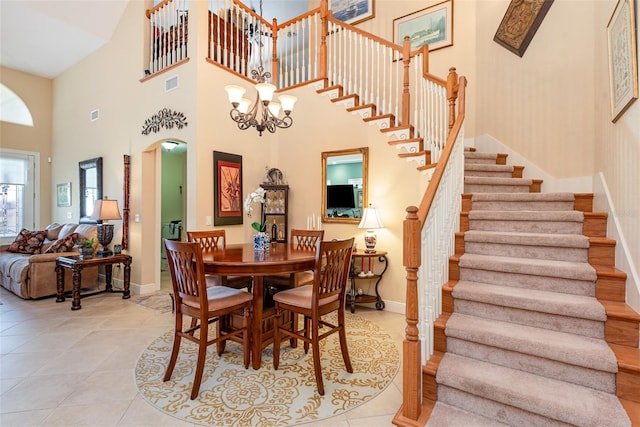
[0,150,36,239]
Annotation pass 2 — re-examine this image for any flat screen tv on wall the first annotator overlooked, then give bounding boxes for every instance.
[327,184,356,209]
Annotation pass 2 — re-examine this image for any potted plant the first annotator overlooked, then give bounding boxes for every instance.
[244,187,269,251]
[78,238,95,259]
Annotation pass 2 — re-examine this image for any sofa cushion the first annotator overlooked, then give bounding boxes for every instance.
[44,233,79,254]
[58,224,79,239]
[7,229,47,255]
[45,223,64,241]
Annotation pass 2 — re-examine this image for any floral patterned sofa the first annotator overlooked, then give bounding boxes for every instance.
[0,223,99,299]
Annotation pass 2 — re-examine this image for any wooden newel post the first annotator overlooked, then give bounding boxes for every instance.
[401,36,411,127]
[402,205,422,421]
[320,0,329,80]
[446,67,459,132]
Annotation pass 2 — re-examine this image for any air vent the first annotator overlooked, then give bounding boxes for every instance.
[165,75,179,92]
[90,109,99,122]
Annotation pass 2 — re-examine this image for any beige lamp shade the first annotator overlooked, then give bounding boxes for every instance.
[91,197,122,222]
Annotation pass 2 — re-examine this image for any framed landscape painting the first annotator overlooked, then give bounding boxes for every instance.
[607,0,638,122]
[213,151,243,226]
[393,0,453,52]
[57,182,71,207]
[330,0,374,26]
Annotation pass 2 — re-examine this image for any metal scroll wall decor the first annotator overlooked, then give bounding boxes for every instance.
[141,108,188,135]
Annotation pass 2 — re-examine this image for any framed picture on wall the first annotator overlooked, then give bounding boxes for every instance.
[330,0,375,26]
[607,0,638,122]
[493,0,554,57]
[213,151,243,226]
[57,182,71,207]
[393,0,453,52]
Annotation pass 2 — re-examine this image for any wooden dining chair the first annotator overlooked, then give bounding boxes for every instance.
[264,229,325,290]
[272,237,355,395]
[163,239,253,400]
[187,230,253,292]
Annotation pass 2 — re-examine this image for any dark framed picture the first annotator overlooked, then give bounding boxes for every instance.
[493,0,554,57]
[330,0,375,26]
[607,0,638,122]
[213,151,243,226]
[57,182,71,207]
[394,0,453,52]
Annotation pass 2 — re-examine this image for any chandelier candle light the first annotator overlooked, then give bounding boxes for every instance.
[224,0,297,136]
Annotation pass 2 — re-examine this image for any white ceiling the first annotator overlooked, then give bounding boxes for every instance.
[0,0,129,79]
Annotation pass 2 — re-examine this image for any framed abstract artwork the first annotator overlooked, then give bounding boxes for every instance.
[393,0,453,52]
[607,0,638,122]
[213,151,243,226]
[330,0,374,26]
[494,0,554,57]
[57,182,71,207]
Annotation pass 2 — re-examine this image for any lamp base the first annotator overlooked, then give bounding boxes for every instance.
[96,224,115,258]
[363,229,377,253]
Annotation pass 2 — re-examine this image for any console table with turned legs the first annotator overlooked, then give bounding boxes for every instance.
[56,254,132,310]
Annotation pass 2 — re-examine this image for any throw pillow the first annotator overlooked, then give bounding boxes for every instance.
[44,233,79,254]
[7,229,47,254]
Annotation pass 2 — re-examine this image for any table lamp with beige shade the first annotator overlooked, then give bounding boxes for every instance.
[91,196,122,257]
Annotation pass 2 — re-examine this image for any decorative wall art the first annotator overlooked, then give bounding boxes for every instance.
[494,0,554,57]
[607,0,638,122]
[213,151,243,226]
[141,108,188,135]
[57,183,71,207]
[330,0,374,26]
[393,0,453,52]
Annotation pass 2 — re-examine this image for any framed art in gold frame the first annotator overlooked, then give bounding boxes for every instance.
[493,0,554,57]
[393,0,453,52]
[330,0,374,26]
[607,0,638,123]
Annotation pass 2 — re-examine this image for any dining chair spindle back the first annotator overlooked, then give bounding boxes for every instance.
[272,237,355,395]
[163,239,253,400]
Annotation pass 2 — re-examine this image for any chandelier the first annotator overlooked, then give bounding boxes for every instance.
[224,0,297,136]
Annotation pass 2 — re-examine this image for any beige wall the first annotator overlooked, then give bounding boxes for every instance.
[4,0,638,310]
[0,66,53,227]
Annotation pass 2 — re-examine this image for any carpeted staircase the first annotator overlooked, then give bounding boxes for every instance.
[424,149,640,426]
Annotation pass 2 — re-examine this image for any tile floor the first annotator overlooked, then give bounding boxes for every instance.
[0,275,405,427]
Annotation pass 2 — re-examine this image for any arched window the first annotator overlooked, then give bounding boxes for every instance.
[0,84,34,127]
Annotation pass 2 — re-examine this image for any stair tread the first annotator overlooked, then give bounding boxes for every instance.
[459,253,597,281]
[468,209,584,222]
[452,280,606,321]
[446,313,617,372]
[464,164,514,171]
[469,192,576,202]
[464,152,500,159]
[437,353,630,426]
[428,402,510,427]
[600,300,640,321]
[609,343,640,373]
[465,176,533,185]
[464,230,590,248]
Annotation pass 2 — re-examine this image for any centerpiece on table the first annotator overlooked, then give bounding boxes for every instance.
[244,186,270,251]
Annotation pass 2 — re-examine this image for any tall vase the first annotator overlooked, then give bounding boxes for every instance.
[253,232,271,251]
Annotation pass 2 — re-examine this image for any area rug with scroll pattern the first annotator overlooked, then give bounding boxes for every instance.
[134,313,400,426]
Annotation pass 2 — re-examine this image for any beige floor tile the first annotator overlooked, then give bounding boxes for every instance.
[61,369,138,406]
[117,395,195,426]
[41,401,131,426]
[0,408,53,426]
[0,334,32,354]
[0,351,52,379]
[0,373,83,413]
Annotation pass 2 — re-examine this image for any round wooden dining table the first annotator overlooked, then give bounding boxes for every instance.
[201,242,316,369]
